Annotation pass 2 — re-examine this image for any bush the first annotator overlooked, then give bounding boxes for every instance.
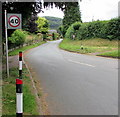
[76,23,89,40]
[65,22,81,40]
[8,29,26,47]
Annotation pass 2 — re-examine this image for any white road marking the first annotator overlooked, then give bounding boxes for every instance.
[68,59,95,67]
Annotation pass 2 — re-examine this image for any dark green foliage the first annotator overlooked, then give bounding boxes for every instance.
[44,16,62,29]
[106,18,120,40]
[2,2,42,38]
[62,2,82,37]
[65,22,82,39]
[58,25,66,37]
[52,33,55,40]
[26,15,38,33]
[76,23,89,40]
[82,21,108,39]
[66,17,120,40]
[73,22,81,30]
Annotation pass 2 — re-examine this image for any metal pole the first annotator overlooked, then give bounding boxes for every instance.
[5,10,9,78]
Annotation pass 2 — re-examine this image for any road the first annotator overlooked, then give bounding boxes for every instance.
[24,39,118,115]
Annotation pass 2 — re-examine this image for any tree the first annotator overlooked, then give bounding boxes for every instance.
[58,25,66,37]
[36,17,49,34]
[2,2,42,37]
[2,1,82,38]
[62,2,82,37]
[26,14,38,33]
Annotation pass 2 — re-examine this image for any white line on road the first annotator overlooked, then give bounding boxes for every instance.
[68,59,95,67]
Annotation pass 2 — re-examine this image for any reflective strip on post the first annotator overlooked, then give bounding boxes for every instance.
[19,61,22,70]
[16,93,23,113]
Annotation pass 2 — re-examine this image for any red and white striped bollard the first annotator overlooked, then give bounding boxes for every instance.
[16,51,23,117]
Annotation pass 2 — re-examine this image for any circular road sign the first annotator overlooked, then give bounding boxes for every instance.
[8,15,20,27]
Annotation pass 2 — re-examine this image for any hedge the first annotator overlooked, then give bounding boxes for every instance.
[65,17,120,40]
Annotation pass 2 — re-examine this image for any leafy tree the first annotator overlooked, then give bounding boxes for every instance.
[58,25,66,37]
[2,1,82,39]
[26,14,38,33]
[2,2,42,38]
[36,17,49,34]
[62,2,82,37]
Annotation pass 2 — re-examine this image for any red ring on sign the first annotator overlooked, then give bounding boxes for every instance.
[8,15,20,27]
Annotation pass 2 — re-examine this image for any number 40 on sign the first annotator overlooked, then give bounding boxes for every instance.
[7,14,22,29]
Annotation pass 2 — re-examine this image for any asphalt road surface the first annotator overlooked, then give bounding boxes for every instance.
[24,39,118,115]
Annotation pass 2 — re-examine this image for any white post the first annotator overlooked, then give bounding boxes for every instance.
[5,10,9,78]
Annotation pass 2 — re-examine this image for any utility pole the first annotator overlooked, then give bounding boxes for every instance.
[5,10,9,78]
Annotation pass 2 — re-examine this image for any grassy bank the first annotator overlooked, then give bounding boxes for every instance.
[59,38,119,58]
[2,36,46,115]
[2,66,39,115]
[9,41,45,56]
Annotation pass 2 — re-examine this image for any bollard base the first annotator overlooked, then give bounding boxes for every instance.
[16,113,23,117]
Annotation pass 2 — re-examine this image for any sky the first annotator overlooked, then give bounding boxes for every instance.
[38,0,120,22]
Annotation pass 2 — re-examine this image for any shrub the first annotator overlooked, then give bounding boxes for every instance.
[76,23,89,40]
[65,22,82,40]
[8,29,26,47]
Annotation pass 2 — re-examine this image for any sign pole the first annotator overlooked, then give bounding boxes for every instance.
[5,10,9,78]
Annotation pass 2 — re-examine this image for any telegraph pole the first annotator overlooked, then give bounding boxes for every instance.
[5,10,9,78]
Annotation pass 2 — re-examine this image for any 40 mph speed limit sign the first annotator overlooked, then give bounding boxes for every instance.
[7,14,22,29]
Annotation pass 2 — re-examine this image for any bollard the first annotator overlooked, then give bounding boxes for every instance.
[16,52,23,117]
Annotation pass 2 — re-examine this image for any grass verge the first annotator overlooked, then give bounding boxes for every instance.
[97,50,120,58]
[2,66,39,115]
[59,38,119,58]
[9,41,45,56]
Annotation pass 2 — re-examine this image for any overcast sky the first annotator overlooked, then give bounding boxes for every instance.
[38,0,120,22]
